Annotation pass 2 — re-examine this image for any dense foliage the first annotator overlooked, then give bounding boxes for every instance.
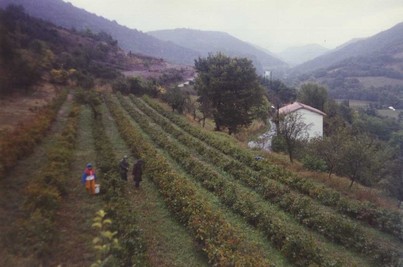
[195,53,267,134]
[0,5,123,95]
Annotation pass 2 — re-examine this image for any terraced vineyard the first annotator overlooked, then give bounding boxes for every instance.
[107,93,403,266]
[1,91,402,266]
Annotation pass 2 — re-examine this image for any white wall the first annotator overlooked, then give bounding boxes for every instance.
[295,109,323,139]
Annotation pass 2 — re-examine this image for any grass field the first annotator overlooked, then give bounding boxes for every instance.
[377,108,403,119]
[335,98,375,108]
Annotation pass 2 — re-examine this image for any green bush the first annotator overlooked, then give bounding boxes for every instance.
[301,155,328,172]
[271,135,287,152]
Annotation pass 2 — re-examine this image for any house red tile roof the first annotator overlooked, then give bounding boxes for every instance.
[279,102,326,116]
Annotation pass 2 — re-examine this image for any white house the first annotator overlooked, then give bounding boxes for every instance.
[278,102,326,139]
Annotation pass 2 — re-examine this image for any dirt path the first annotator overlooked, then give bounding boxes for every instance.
[101,103,209,267]
[47,106,103,267]
[0,94,71,266]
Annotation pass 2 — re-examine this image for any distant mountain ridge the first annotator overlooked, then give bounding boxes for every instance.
[148,28,287,74]
[290,22,403,100]
[277,44,329,66]
[293,22,403,73]
[0,0,199,65]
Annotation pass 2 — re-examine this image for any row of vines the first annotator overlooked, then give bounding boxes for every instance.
[127,95,401,265]
[0,90,68,178]
[22,102,80,261]
[141,95,403,240]
[119,94,401,266]
[85,93,148,266]
[105,95,272,266]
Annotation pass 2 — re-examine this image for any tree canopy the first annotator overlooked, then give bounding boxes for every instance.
[298,83,328,111]
[264,79,296,109]
[194,53,266,134]
[277,112,310,163]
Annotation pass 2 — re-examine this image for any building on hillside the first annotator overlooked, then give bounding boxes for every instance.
[264,70,272,80]
[278,102,326,139]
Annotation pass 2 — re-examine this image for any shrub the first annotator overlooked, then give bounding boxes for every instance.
[302,155,328,172]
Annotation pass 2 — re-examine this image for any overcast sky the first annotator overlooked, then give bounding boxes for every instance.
[63,0,403,52]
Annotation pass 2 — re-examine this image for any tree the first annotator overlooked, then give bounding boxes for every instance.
[336,134,380,188]
[128,77,144,95]
[309,128,348,178]
[379,131,403,206]
[112,78,129,94]
[277,112,310,163]
[264,79,296,109]
[263,79,296,135]
[197,94,213,128]
[164,87,189,114]
[297,83,328,111]
[323,100,350,135]
[194,53,266,134]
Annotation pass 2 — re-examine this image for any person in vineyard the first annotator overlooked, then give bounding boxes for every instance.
[132,159,144,188]
[81,163,97,194]
[119,155,129,181]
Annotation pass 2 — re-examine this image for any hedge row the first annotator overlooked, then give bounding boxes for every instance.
[88,95,148,267]
[22,103,80,259]
[129,95,401,266]
[106,95,270,267]
[141,95,403,241]
[0,91,68,179]
[119,94,356,267]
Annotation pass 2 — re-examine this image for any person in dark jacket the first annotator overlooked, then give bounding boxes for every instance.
[119,155,129,181]
[132,159,144,188]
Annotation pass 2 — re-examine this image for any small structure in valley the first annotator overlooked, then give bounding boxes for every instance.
[278,102,326,139]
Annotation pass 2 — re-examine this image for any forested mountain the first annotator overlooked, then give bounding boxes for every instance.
[277,44,329,66]
[0,0,199,65]
[0,5,190,95]
[148,28,287,74]
[293,22,403,74]
[291,22,403,104]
